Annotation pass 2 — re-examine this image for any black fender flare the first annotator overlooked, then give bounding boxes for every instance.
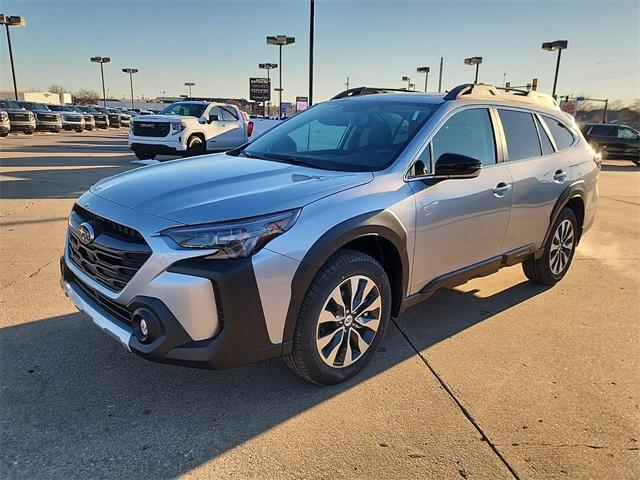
[539,183,586,256]
[280,210,410,350]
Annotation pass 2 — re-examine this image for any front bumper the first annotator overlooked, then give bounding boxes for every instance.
[36,119,62,130]
[62,118,85,129]
[9,120,36,131]
[130,138,187,154]
[59,192,284,369]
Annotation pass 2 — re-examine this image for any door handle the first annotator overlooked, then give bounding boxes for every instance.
[493,182,512,197]
[553,169,568,183]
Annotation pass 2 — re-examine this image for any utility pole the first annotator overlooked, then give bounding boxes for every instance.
[308,0,315,106]
[345,76,350,89]
[438,57,443,92]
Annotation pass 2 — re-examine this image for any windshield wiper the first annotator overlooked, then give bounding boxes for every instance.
[261,152,323,169]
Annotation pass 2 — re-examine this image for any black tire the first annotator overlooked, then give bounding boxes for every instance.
[51,128,60,133]
[24,130,34,135]
[184,135,206,157]
[0,132,8,137]
[75,128,84,133]
[284,248,392,385]
[134,150,156,161]
[523,207,578,286]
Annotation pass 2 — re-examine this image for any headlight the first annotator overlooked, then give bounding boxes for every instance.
[171,121,186,133]
[162,209,300,258]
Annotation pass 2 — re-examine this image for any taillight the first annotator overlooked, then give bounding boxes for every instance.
[247,121,254,137]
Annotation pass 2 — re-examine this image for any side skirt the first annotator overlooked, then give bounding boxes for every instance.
[400,245,537,313]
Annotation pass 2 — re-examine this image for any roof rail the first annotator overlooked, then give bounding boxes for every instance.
[444,83,558,109]
[331,86,417,100]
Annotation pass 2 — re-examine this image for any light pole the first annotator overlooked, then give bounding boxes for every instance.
[464,57,483,83]
[417,67,430,92]
[308,0,315,106]
[267,35,295,119]
[0,14,25,101]
[401,76,411,90]
[542,40,568,99]
[122,68,138,109]
[91,56,111,107]
[184,82,195,99]
[345,77,350,90]
[259,63,277,117]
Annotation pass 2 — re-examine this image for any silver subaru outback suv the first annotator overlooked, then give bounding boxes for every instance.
[60,84,599,385]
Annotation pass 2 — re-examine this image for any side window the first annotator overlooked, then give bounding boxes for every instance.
[410,145,431,177]
[618,127,638,139]
[542,116,575,150]
[498,110,541,161]
[209,107,223,121]
[287,119,348,151]
[589,125,617,137]
[535,116,555,155]
[221,107,239,122]
[432,108,496,166]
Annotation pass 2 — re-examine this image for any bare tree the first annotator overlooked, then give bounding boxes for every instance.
[48,85,67,94]
[630,99,640,113]
[73,89,100,104]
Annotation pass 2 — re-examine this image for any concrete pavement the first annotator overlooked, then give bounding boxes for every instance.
[1,131,638,479]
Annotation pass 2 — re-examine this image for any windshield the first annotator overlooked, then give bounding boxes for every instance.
[20,102,49,111]
[241,99,440,172]
[0,100,22,109]
[160,102,206,117]
[47,105,72,112]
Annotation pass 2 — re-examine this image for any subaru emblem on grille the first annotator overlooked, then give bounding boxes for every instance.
[77,222,95,245]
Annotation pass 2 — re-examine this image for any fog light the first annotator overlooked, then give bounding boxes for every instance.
[132,307,162,344]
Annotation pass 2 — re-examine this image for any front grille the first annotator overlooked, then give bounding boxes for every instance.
[38,113,58,121]
[68,205,151,292]
[132,121,170,137]
[65,115,83,122]
[9,112,29,121]
[73,274,133,325]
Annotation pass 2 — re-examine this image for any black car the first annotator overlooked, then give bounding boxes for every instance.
[581,123,640,165]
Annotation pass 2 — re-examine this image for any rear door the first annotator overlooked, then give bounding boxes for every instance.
[498,109,571,252]
[205,105,245,151]
[408,107,513,294]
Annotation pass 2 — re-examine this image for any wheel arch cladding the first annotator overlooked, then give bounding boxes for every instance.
[281,210,410,350]
[543,184,586,249]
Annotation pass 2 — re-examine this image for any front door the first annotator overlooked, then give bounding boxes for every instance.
[206,106,243,151]
[408,107,512,295]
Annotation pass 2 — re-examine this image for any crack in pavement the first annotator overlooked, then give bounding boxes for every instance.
[392,318,521,480]
[1,261,51,290]
[509,442,639,451]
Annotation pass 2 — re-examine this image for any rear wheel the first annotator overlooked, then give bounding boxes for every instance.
[284,249,391,385]
[184,135,206,157]
[0,132,8,137]
[523,208,578,285]
[75,128,83,133]
[24,130,34,135]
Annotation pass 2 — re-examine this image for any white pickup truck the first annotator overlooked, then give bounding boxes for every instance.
[128,101,253,160]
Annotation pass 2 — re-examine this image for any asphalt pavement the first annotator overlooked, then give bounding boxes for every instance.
[1,130,638,479]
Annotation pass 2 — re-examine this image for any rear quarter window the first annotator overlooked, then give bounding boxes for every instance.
[542,116,575,150]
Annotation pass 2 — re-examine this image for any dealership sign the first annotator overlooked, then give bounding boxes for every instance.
[249,78,270,102]
[296,96,308,112]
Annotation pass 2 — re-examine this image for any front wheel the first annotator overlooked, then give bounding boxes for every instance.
[284,249,391,385]
[183,135,206,157]
[523,207,578,285]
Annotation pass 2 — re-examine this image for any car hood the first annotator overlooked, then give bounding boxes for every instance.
[90,153,373,225]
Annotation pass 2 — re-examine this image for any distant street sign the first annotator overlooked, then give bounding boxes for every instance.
[296,96,308,112]
[249,77,270,102]
[280,102,293,114]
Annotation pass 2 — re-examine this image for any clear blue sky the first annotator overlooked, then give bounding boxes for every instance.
[1,0,638,103]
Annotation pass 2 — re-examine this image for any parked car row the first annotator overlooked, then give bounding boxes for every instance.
[0,99,135,136]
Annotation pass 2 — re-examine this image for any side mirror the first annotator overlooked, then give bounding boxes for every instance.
[208,114,220,123]
[434,153,482,179]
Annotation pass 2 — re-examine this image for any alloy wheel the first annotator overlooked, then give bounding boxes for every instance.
[315,275,382,368]
[549,219,574,275]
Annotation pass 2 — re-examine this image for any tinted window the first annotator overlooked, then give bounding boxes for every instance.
[220,106,239,121]
[618,127,638,139]
[160,102,205,117]
[498,110,541,161]
[588,125,616,137]
[209,107,223,121]
[410,145,432,177]
[543,116,575,150]
[242,100,438,172]
[535,116,555,155]
[432,108,496,166]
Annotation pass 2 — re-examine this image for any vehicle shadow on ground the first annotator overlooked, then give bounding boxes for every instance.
[600,162,639,172]
[0,280,548,479]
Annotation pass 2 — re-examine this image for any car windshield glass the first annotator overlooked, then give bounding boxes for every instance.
[21,102,49,111]
[241,99,440,172]
[48,105,72,112]
[159,102,206,117]
[0,100,22,109]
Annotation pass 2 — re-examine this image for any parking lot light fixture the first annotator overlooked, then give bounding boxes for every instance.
[1,14,26,100]
[542,40,568,99]
[184,82,195,99]
[417,67,430,92]
[122,68,138,109]
[259,63,277,116]
[401,76,411,90]
[464,57,483,83]
[267,35,295,119]
[91,56,111,107]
